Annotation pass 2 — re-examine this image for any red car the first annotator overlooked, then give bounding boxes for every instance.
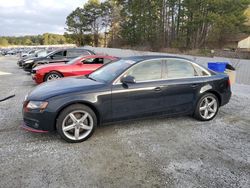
[31,55,119,84]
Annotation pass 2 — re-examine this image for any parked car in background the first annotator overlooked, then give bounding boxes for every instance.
[22,48,95,72]
[22,56,231,143]
[6,50,16,56]
[17,49,50,67]
[20,50,36,58]
[31,55,119,84]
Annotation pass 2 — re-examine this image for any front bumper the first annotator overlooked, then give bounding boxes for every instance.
[17,61,23,67]
[31,73,43,84]
[23,64,32,72]
[22,108,57,132]
[21,122,48,133]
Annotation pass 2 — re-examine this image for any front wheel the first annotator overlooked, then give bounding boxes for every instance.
[44,71,62,82]
[56,104,97,143]
[194,93,219,121]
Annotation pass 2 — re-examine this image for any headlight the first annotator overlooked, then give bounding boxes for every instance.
[26,101,48,110]
[24,60,34,64]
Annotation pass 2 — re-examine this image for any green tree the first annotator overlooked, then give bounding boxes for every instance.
[66,7,89,46]
[0,38,9,46]
[23,38,32,45]
[117,0,250,49]
[65,0,113,46]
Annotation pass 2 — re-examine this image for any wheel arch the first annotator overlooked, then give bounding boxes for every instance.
[205,90,222,106]
[54,101,101,130]
[44,70,64,82]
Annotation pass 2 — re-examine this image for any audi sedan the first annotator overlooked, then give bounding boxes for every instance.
[22,56,231,143]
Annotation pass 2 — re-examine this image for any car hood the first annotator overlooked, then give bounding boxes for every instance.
[27,77,104,101]
[23,57,44,64]
[19,56,34,61]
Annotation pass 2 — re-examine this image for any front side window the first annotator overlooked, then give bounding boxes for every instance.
[165,59,195,79]
[83,58,104,64]
[52,50,66,58]
[127,60,162,82]
[54,51,63,57]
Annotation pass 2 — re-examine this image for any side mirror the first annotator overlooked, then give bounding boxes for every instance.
[121,75,136,84]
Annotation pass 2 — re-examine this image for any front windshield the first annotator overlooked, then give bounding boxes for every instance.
[66,56,83,65]
[45,51,55,58]
[88,59,135,83]
[35,50,47,57]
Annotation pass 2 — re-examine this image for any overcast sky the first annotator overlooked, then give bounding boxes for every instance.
[0,0,87,36]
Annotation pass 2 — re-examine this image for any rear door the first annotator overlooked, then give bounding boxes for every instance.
[160,58,206,114]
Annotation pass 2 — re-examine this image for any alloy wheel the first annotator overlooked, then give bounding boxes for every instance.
[62,110,94,141]
[47,73,60,81]
[199,96,218,120]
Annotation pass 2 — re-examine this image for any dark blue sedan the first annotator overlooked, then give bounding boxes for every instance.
[22,56,231,142]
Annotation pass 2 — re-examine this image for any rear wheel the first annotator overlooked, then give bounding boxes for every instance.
[56,104,97,143]
[44,71,62,82]
[194,93,219,121]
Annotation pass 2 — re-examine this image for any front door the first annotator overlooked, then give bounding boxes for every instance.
[111,59,165,120]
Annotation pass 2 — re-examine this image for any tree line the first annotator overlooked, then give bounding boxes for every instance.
[0,33,69,46]
[65,0,250,50]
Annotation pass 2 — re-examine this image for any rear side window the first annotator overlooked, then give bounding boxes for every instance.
[67,49,91,57]
[193,64,209,76]
[127,60,162,82]
[165,59,195,79]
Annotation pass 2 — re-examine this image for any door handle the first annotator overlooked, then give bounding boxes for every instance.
[191,84,198,88]
[154,87,161,91]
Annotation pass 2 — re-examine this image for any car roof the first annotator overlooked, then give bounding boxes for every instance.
[122,55,193,63]
[52,48,95,53]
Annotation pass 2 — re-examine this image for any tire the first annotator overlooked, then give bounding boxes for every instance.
[56,104,97,143]
[44,71,62,82]
[193,93,219,121]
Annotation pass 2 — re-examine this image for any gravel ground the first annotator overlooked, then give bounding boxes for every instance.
[0,56,249,188]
